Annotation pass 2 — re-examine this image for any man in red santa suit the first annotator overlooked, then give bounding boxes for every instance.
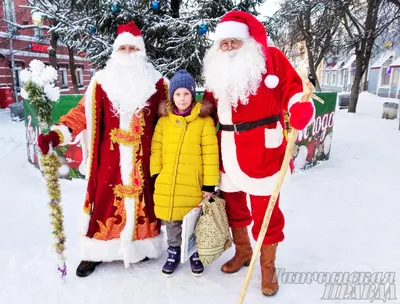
[37,22,168,277]
[202,11,315,296]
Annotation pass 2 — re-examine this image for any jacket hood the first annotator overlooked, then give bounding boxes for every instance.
[158,99,215,118]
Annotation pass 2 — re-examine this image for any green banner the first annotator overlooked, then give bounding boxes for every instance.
[24,92,337,179]
[292,92,337,170]
[24,95,84,179]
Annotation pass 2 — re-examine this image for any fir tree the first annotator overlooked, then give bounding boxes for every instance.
[44,0,265,83]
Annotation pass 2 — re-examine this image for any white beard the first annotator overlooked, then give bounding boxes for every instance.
[96,51,162,116]
[202,38,266,110]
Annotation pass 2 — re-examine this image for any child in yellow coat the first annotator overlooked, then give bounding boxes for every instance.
[150,70,219,276]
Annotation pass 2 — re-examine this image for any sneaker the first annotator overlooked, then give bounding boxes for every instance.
[190,252,204,276]
[162,246,181,276]
[76,260,102,277]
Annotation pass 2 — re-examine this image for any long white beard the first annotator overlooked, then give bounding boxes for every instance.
[202,38,266,109]
[98,51,161,116]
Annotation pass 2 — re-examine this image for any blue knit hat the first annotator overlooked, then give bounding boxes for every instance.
[169,70,196,102]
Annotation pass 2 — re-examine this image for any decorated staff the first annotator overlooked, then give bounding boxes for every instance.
[238,66,324,303]
[20,60,66,280]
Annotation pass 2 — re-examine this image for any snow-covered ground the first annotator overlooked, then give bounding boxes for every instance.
[0,92,399,304]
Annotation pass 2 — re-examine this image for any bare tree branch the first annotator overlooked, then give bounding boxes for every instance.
[342,3,364,35]
[387,0,400,8]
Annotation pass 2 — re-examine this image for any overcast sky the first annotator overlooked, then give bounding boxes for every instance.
[259,0,281,16]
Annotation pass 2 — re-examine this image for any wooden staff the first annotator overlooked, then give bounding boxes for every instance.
[238,72,321,303]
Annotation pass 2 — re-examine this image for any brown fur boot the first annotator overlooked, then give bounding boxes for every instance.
[260,243,279,296]
[221,227,253,273]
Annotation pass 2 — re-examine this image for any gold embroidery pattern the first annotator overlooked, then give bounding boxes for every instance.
[109,113,144,149]
[87,82,97,181]
[112,159,144,197]
[82,81,97,215]
[83,192,92,215]
[132,114,159,240]
[109,113,149,240]
[100,111,157,241]
[110,129,139,147]
[134,200,159,240]
[53,129,64,145]
[93,197,127,240]
[131,114,145,227]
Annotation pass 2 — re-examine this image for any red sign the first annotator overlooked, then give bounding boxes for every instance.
[31,43,49,53]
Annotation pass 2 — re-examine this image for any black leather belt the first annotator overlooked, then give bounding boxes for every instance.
[219,114,280,133]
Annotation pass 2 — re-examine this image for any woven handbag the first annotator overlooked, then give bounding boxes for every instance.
[195,196,232,267]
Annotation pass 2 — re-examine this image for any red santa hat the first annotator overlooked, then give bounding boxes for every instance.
[214,11,279,89]
[113,21,146,53]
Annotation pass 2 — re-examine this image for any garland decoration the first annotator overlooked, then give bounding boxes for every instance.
[20,60,67,280]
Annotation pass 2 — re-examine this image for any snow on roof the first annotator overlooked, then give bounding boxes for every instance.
[322,64,334,71]
[371,52,394,69]
[331,60,345,71]
[389,56,400,67]
[342,55,356,69]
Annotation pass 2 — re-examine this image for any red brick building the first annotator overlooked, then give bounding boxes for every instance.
[0,0,92,104]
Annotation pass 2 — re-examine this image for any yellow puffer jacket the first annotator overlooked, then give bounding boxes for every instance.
[150,102,219,221]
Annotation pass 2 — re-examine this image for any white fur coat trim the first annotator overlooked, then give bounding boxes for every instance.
[265,122,284,149]
[113,33,145,52]
[220,130,291,196]
[118,113,139,267]
[215,21,250,41]
[82,77,97,179]
[51,124,72,146]
[288,92,305,111]
[217,96,290,195]
[219,172,240,193]
[79,232,164,265]
[287,92,315,128]
[78,210,91,236]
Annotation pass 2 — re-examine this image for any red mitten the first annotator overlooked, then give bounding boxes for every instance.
[289,102,314,130]
[37,131,61,155]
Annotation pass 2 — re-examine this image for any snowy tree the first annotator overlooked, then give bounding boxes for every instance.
[338,0,400,113]
[42,0,264,83]
[1,0,84,93]
[265,0,343,91]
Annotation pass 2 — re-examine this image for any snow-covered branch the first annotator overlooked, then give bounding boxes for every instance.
[0,18,51,31]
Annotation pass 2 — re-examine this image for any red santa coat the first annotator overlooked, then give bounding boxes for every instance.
[204,46,310,196]
[56,72,168,266]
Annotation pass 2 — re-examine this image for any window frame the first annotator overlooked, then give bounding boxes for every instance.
[379,56,394,88]
[58,67,69,89]
[75,67,84,88]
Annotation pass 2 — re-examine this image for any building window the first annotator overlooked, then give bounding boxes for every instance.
[332,73,336,86]
[15,67,22,92]
[34,28,44,40]
[343,69,350,91]
[339,70,344,86]
[380,57,393,87]
[89,69,96,78]
[59,68,68,89]
[4,0,17,34]
[13,61,25,93]
[326,71,331,85]
[381,69,391,86]
[75,68,84,87]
